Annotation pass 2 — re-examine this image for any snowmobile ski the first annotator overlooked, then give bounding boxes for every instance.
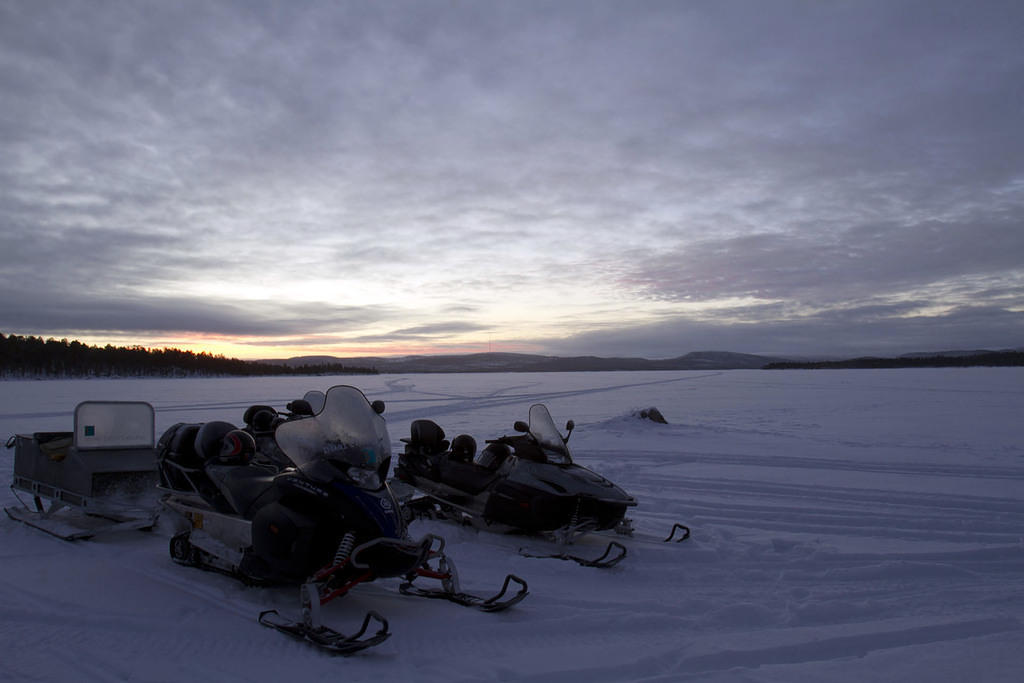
[604,519,691,545]
[664,522,691,542]
[519,539,628,569]
[399,554,529,612]
[258,608,390,656]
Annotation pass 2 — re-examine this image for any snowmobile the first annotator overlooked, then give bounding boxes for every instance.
[157,384,527,655]
[394,403,643,567]
[5,400,160,540]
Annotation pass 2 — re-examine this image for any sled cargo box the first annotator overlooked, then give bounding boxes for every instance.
[6,401,159,540]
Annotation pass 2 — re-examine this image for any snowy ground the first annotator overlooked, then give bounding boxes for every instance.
[1,369,1022,682]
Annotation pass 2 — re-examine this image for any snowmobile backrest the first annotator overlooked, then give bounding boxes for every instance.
[156,423,203,490]
[406,419,449,455]
[194,421,238,461]
[156,422,234,501]
[157,423,201,464]
[450,434,477,463]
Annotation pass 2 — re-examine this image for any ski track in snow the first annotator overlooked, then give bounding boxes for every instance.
[1,369,1023,682]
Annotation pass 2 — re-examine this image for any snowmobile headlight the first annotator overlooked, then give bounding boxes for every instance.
[346,466,382,490]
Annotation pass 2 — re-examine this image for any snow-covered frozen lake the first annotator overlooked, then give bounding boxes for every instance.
[2,369,1022,682]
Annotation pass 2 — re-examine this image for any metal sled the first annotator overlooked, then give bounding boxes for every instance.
[5,401,160,540]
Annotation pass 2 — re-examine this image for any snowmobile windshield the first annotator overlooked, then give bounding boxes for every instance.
[274,385,391,490]
[528,404,572,465]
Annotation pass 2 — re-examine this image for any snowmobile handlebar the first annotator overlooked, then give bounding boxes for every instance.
[511,419,575,442]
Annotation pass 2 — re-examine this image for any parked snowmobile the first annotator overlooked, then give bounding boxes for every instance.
[157,385,527,655]
[394,404,640,565]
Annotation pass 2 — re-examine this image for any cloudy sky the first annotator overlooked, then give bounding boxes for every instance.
[2,1,1022,360]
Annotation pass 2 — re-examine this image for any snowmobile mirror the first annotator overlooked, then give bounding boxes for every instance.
[565,420,575,440]
[513,420,530,433]
[371,400,386,415]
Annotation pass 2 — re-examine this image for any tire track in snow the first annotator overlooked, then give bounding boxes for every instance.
[668,617,1022,680]
[590,441,1024,547]
[641,475,1024,531]
[493,617,1022,683]
[134,373,720,427]
[381,373,723,422]
[587,445,1024,482]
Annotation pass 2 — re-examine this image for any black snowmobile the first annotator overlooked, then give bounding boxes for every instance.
[395,403,643,566]
[157,385,527,655]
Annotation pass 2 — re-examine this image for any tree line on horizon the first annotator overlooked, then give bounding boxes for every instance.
[0,333,377,378]
[764,350,1024,370]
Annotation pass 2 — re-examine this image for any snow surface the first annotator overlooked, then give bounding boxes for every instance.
[1,369,1022,682]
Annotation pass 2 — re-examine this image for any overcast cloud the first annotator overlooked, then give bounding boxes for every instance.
[1,0,1022,359]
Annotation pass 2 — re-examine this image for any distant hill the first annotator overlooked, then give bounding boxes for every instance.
[261,350,786,374]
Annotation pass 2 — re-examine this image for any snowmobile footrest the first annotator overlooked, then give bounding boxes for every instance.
[520,540,628,569]
[399,573,529,612]
[258,609,390,655]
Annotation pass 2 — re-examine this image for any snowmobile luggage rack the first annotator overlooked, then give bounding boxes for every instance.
[5,401,160,540]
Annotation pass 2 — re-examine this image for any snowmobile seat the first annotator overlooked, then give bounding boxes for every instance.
[252,433,292,469]
[403,420,449,456]
[33,432,74,461]
[204,462,280,519]
[476,442,511,470]
[438,459,499,496]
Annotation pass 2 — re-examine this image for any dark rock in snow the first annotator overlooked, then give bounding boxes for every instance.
[634,407,668,424]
